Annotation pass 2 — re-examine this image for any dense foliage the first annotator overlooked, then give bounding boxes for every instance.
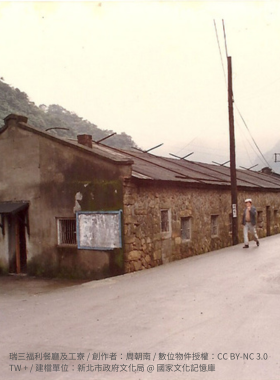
[0,78,138,149]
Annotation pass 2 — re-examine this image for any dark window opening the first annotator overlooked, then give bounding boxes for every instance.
[58,218,77,245]
[211,215,219,237]
[161,210,170,233]
[181,217,191,240]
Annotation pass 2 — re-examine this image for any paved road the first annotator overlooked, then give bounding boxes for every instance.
[1,235,280,380]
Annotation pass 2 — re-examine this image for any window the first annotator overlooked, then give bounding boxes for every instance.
[274,210,278,232]
[161,210,170,232]
[181,217,191,241]
[57,218,77,245]
[257,211,263,228]
[211,215,219,237]
[160,209,171,237]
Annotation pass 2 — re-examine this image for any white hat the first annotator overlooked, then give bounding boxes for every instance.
[245,198,252,203]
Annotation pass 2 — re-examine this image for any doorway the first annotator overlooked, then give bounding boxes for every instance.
[8,210,28,274]
[0,202,29,274]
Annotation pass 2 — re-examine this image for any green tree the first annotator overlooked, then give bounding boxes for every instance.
[0,79,139,150]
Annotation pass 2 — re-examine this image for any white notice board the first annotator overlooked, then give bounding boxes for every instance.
[76,210,122,250]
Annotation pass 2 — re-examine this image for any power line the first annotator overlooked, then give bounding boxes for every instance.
[174,136,198,157]
[234,104,271,168]
[213,20,271,170]
[222,19,229,58]
[213,20,227,85]
[235,118,261,167]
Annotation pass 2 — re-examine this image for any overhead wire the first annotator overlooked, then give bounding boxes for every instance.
[235,118,262,167]
[174,136,198,156]
[222,19,229,59]
[234,104,271,167]
[214,20,227,85]
[173,22,227,160]
[215,19,271,170]
[176,21,273,168]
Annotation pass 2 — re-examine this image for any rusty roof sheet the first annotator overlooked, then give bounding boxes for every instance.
[119,150,280,190]
[8,115,280,190]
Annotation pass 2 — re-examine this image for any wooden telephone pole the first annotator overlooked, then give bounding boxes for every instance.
[227,56,238,245]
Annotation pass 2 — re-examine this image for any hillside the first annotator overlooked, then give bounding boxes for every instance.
[0,78,138,149]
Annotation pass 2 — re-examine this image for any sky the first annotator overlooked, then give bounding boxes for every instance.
[1,1,280,171]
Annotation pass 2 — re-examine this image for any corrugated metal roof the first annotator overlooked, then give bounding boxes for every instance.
[119,150,280,190]
[7,115,280,191]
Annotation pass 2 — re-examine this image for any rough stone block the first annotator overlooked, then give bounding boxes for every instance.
[153,250,162,261]
[145,255,151,263]
[175,237,182,245]
[123,195,135,205]
[134,208,147,215]
[133,261,142,271]
[127,250,142,261]
[125,235,136,244]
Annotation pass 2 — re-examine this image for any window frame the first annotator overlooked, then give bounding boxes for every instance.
[257,210,263,228]
[181,216,192,241]
[274,209,279,232]
[57,217,77,246]
[211,215,219,237]
[160,209,171,238]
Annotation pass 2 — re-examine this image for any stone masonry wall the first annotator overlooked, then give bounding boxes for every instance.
[123,180,280,273]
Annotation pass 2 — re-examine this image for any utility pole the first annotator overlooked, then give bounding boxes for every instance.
[228,56,238,245]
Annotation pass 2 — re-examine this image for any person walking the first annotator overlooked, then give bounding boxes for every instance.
[242,198,260,248]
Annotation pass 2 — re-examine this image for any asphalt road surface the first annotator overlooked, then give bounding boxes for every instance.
[1,234,280,380]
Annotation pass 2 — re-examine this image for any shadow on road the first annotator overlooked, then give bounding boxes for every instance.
[0,275,90,296]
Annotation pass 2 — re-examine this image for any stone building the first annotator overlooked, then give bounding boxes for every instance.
[1,114,280,279]
[121,150,280,272]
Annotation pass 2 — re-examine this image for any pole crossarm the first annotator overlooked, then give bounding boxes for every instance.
[274,153,280,163]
